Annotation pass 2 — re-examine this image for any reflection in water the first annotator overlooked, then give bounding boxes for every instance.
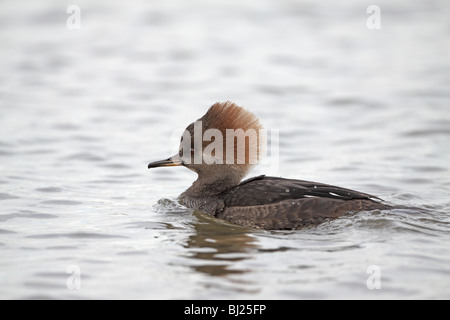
[184,211,259,277]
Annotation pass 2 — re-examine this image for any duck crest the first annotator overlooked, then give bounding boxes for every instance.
[196,101,265,166]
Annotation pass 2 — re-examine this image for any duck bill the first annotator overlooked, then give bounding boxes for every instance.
[148,156,184,169]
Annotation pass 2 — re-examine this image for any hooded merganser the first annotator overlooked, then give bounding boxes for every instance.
[148,101,390,230]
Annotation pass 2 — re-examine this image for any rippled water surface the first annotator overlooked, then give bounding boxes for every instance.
[1,0,450,299]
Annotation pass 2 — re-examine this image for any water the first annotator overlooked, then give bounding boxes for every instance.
[1,0,450,299]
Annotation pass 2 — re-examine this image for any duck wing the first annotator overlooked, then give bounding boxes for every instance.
[221,175,381,208]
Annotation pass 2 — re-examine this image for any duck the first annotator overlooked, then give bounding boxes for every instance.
[148,101,390,230]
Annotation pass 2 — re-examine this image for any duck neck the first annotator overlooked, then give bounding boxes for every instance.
[185,172,243,198]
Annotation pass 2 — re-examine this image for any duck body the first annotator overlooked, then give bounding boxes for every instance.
[179,175,390,230]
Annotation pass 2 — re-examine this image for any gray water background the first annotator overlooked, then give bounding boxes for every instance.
[0,0,449,299]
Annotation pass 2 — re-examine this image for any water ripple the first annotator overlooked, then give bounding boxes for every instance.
[26,232,127,239]
[35,187,62,193]
[64,152,105,162]
[0,211,58,221]
[0,193,20,200]
[40,200,82,206]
